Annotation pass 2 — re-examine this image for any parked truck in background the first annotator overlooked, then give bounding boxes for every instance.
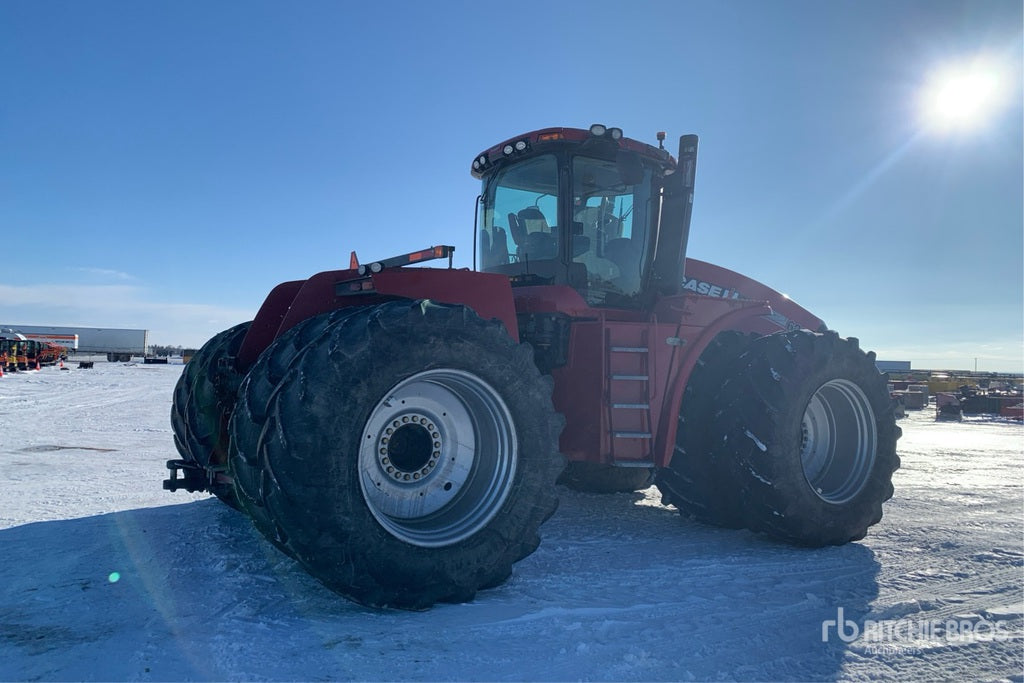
[0,325,148,362]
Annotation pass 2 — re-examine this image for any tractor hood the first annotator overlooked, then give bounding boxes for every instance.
[681,258,826,333]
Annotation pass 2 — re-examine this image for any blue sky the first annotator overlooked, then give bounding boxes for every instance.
[2,0,1021,371]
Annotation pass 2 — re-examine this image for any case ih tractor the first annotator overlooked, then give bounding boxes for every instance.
[166,125,900,609]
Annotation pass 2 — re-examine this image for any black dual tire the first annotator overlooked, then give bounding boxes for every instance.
[170,321,252,508]
[661,330,900,546]
[229,300,564,609]
[229,308,364,555]
[656,331,752,527]
[559,462,654,493]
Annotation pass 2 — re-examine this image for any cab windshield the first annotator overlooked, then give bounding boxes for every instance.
[477,153,655,305]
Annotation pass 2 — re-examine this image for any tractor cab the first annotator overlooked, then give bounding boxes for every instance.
[473,125,695,308]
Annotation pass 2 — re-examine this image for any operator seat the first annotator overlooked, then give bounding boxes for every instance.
[479,226,510,269]
[603,238,642,293]
[516,207,557,260]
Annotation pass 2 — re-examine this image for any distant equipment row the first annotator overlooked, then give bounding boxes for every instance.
[0,324,149,362]
[0,329,68,373]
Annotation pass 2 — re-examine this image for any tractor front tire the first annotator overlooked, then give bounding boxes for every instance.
[656,331,752,528]
[170,321,251,508]
[231,300,564,609]
[712,330,901,546]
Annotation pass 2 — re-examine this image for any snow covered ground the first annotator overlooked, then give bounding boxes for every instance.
[0,362,1021,681]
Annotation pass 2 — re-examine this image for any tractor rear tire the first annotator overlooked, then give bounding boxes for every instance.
[229,308,364,555]
[558,462,653,493]
[170,321,251,508]
[656,331,752,528]
[232,300,564,609]
[711,330,900,546]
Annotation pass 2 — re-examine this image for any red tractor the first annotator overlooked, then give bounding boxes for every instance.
[36,342,65,366]
[166,125,900,609]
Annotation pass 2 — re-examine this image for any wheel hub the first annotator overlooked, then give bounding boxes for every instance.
[800,379,877,504]
[358,368,518,548]
[376,415,441,480]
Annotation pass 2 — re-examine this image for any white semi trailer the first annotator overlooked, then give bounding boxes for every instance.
[0,325,148,362]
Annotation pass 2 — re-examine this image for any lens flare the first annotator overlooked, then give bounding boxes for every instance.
[919,56,1013,132]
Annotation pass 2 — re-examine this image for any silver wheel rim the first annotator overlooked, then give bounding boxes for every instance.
[358,368,517,547]
[800,379,877,504]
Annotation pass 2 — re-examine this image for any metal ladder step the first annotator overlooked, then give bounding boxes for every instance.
[606,328,655,464]
[614,431,652,439]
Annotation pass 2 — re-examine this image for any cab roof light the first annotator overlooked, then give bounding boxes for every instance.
[589,123,623,140]
[501,139,530,157]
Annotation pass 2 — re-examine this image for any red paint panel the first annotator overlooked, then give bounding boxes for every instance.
[683,258,825,332]
[237,280,305,370]
[551,321,604,462]
[373,269,519,341]
[238,268,519,370]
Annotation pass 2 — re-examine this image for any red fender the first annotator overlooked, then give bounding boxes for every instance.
[237,267,518,372]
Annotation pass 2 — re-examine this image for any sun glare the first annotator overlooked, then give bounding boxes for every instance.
[919,57,1012,133]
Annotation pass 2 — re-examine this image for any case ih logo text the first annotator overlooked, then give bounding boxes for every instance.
[682,277,742,299]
